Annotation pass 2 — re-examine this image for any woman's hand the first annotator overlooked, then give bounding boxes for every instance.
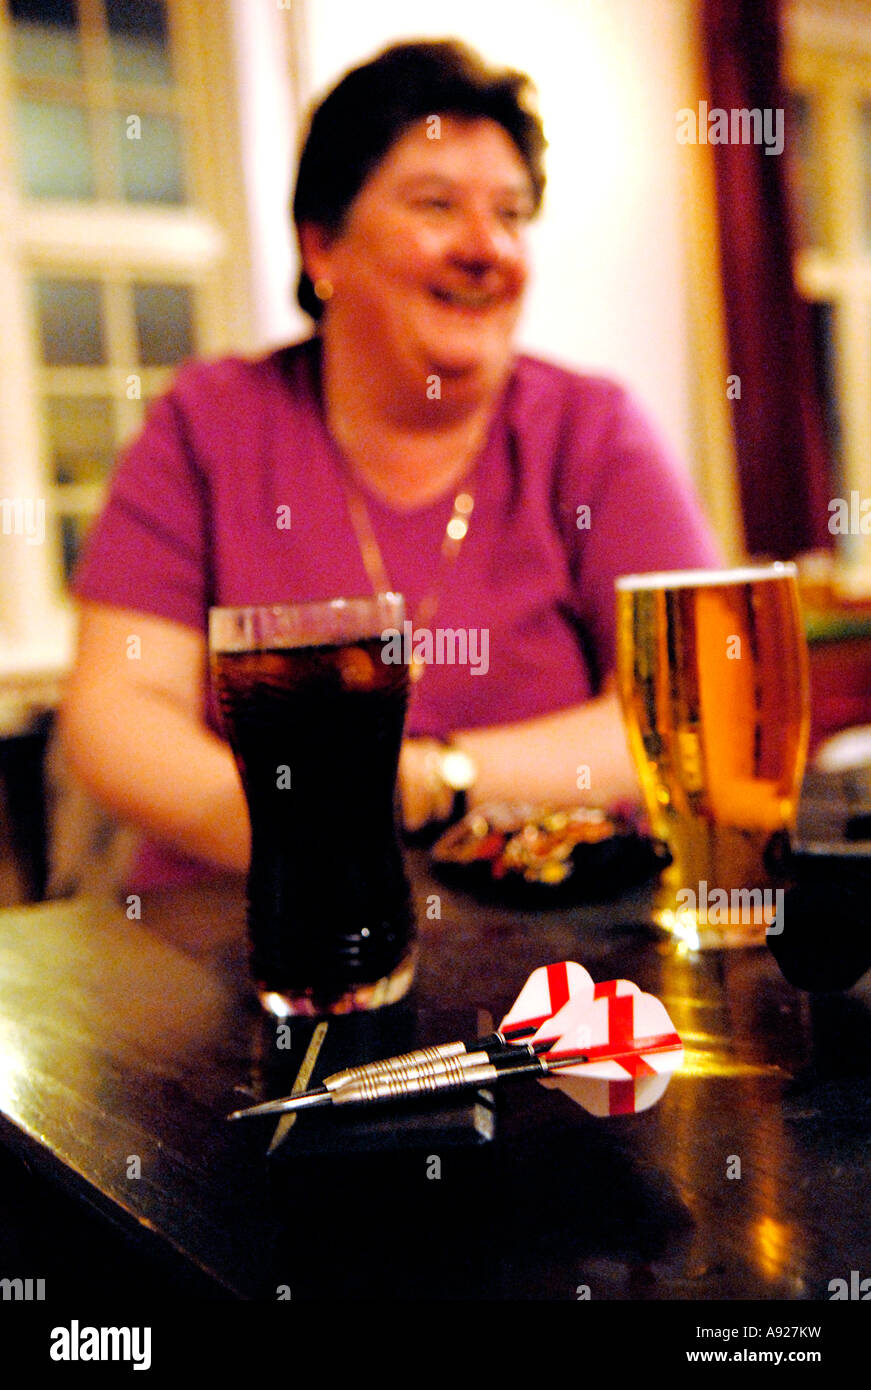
[398,684,642,832]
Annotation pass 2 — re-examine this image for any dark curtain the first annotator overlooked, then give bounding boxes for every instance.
[701,0,833,557]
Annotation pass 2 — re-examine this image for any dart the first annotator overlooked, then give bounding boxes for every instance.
[227,980,682,1120]
[226,1034,680,1119]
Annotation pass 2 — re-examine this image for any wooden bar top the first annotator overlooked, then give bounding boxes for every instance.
[0,853,869,1303]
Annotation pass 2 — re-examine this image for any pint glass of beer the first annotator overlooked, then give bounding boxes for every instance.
[615,564,809,948]
[210,594,416,1015]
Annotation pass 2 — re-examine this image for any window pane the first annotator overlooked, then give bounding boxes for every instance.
[17,100,95,200]
[807,300,842,497]
[59,513,89,584]
[786,92,826,250]
[45,397,115,485]
[34,279,105,365]
[117,113,185,203]
[106,0,172,85]
[133,284,194,365]
[10,0,80,78]
[861,100,871,255]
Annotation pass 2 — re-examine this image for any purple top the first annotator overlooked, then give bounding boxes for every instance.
[75,336,719,885]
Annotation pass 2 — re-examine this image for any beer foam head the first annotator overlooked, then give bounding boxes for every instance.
[615,563,796,592]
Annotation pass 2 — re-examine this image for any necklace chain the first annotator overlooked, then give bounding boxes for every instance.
[340,471,476,683]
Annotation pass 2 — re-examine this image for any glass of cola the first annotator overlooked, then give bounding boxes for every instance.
[209,593,416,1016]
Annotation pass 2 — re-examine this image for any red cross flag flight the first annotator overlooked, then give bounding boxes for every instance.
[533,980,683,1116]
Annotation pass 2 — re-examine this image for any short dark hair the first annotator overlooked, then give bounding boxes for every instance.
[292,39,547,320]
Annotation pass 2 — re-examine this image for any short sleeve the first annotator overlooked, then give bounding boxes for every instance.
[562,382,722,680]
[73,371,210,632]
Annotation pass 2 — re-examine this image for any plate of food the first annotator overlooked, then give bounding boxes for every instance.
[430,803,670,905]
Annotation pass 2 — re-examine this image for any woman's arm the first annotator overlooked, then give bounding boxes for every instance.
[60,601,250,873]
[454,685,640,808]
[63,604,639,859]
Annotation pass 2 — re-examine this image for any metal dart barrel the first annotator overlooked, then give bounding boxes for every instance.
[331,1055,504,1105]
[321,1033,523,1089]
[322,1041,472,1090]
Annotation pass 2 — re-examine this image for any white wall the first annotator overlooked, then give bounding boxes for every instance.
[234,0,694,468]
[229,0,302,348]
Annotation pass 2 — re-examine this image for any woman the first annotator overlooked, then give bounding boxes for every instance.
[60,40,718,889]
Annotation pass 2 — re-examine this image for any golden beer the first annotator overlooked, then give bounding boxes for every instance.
[616,565,810,948]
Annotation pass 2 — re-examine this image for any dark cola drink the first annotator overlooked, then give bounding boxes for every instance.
[212,628,415,1016]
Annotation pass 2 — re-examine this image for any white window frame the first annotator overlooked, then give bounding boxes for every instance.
[0,0,257,686]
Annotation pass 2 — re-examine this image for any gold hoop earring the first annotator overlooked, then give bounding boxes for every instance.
[313,277,333,302]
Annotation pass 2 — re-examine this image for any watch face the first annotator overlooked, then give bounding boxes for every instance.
[440,748,477,792]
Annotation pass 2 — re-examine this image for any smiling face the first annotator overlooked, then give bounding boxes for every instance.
[301,115,535,403]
